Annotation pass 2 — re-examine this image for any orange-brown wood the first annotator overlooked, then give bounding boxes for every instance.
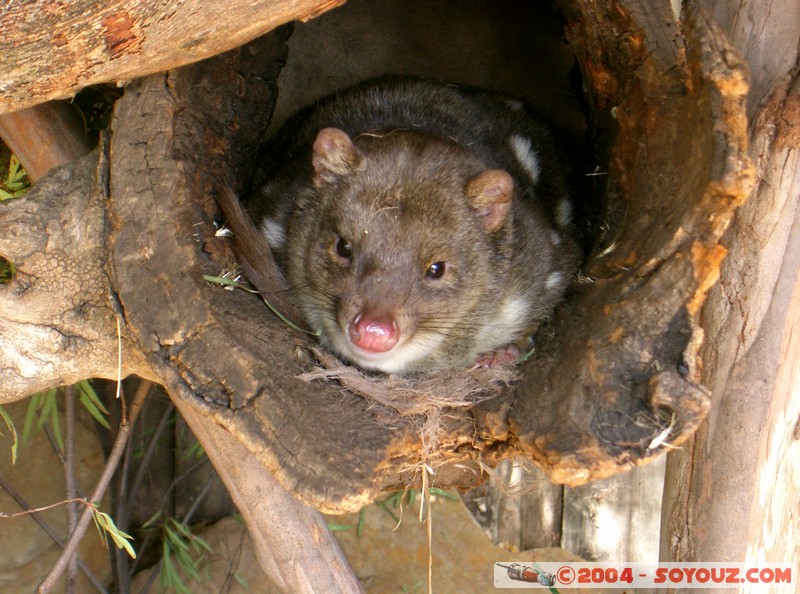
[0,0,345,114]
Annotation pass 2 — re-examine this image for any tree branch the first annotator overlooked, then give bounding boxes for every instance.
[0,0,345,114]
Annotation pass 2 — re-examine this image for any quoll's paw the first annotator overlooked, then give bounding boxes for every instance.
[473,344,521,369]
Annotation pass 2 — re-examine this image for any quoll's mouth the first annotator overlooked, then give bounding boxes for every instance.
[333,316,452,373]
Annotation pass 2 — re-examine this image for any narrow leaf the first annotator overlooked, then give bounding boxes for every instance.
[77,381,110,429]
[22,392,42,442]
[0,406,18,464]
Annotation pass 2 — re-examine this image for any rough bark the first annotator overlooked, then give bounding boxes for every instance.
[506,3,751,485]
[3,31,365,594]
[661,0,800,582]
[0,146,153,395]
[0,0,344,115]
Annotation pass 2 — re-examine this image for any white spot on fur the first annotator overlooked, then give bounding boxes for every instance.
[550,230,562,246]
[473,295,530,353]
[260,217,286,249]
[546,272,563,290]
[556,198,572,228]
[505,98,525,111]
[508,134,540,184]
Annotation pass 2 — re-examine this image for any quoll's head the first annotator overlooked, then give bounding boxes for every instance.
[290,127,515,374]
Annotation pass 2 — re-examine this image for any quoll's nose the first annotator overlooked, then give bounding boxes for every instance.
[348,313,398,353]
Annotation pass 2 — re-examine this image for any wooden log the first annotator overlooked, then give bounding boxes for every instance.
[461,462,563,550]
[0,0,345,115]
[506,2,750,486]
[563,456,665,562]
[0,102,93,180]
[661,1,800,578]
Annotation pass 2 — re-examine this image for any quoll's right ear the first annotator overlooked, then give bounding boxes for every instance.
[312,128,362,185]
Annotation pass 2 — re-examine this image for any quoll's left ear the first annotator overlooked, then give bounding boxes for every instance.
[466,169,513,232]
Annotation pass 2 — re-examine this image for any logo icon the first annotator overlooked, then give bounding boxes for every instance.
[497,563,556,587]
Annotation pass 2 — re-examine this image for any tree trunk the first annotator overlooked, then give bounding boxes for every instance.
[0,103,93,180]
[661,1,800,585]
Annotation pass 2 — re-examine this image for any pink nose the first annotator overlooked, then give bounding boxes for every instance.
[348,313,398,353]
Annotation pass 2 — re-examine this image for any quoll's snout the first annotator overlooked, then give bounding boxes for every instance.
[348,312,399,353]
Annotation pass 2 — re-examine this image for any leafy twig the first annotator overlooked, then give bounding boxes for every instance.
[36,380,152,593]
[0,154,31,200]
[64,385,78,594]
[0,476,108,593]
[203,274,320,336]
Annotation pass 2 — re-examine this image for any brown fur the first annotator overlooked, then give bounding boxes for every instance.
[253,77,582,374]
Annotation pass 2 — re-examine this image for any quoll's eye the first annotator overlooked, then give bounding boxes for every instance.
[425,261,448,279]
[334,237,353,261]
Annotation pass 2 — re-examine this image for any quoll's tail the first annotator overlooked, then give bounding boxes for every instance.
[214,184,302,324]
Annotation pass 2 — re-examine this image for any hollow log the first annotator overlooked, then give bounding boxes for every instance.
[0,4,752,520]
[5,0,798,587]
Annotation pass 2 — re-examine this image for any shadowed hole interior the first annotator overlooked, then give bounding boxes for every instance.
[0,255,14,284]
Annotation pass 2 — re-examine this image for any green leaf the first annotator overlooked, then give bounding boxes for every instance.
[37,391,55,432]
[161,542,191,594]
[164,525,191,554]
[428,488,459,501]
[376,492,401,524]
[168,519,212,555]
[8,155,23,183]
[141,510,163,530]
[153,517,215,591]
[0,405,18,464]
[40,391,64,450]
[190,533,213,555]
[1,155,31,199]
[77,380,110,429]
[180,439,205,462]
[356,507,366,537]
[0,257,15,284]
[92,509,137,559]
[22,392,42,443]
[233,571,248,587]
[23,389,65,449]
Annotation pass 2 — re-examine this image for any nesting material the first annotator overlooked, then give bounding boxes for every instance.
[298,347,517,466]
[299,348,518,416]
